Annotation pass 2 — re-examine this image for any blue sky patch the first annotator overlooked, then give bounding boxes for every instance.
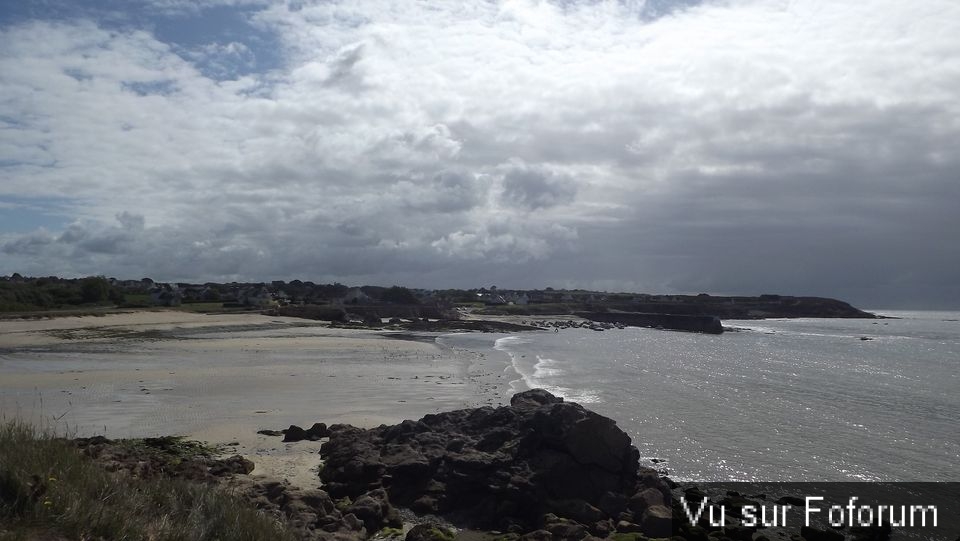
[0,0,285,80]
[152,4,285,78]
[0,196,73,233]
[122,79,179,96]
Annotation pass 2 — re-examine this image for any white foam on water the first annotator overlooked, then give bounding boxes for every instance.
[547,386,602,404]
[495,336,530,394]
[494,336,600,404]
[532,356,563,379]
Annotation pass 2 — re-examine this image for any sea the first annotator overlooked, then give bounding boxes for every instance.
[439,310,959,483]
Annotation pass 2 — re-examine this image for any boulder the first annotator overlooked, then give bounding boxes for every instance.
[518,530,553,541]
[208,454,255,476]
[340,512,366,535]
[679,524,711,541]
[591,518,615,537]
[548,499,604,525]
[543,514,588,541]
[345,488,400,531]
[775,495,805,507]
[718,495,760,519]
[308,423,330,439]
[284,425,309,442]
[628,487,666,514]
[299,489,338,516]
[405,524,455,541]
[235,479,348,540]
[616,520,644,533]
[319,389,655,531]
[597,491,628,517]
[511,388,564,409]
[640,504,673,538]
[282,422,329,442]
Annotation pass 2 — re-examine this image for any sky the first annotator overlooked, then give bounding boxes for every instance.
[1,0,958,308]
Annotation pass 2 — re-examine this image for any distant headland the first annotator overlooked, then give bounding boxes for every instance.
[0,274,877,334]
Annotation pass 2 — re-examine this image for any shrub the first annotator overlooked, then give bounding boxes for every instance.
[79,276,111,303]
[0,421,293,541]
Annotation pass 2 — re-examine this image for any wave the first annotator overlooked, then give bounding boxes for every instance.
[494,336,600,404]
[494,336,530,395]
[532,356,563,379]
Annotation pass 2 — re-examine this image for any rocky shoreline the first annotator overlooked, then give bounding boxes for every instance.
[575,312,724,334]
[67,390,908,541]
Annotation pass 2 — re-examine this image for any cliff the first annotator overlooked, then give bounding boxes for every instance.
[482,294,877,320]
[619,295,877,319]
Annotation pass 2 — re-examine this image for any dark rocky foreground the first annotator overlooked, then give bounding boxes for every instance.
[309,389,898,541]
[73,392,901,541]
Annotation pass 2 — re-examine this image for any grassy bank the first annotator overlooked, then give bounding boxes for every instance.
[0,421,292,541]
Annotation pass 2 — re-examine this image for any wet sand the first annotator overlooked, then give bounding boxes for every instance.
[0,310,511,487]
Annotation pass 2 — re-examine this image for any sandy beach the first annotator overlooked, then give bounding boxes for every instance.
[0,310,511,488]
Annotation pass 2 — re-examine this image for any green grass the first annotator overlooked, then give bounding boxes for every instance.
[0,421,293,541]
[107,435,222,466]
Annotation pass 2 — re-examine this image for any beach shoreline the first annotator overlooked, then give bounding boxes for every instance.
[0,310,511,487]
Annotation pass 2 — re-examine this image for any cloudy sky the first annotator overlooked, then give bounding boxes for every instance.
[1,0,958,308]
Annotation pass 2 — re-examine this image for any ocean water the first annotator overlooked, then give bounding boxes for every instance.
[441,311,960,482]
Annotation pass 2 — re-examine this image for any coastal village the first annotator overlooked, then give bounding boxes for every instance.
[0,273,873,323]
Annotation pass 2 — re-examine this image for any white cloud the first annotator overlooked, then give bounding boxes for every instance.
[1,0,959,305]
[185,41,257,79]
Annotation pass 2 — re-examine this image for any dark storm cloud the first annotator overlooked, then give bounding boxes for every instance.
[2,231,56,256]
[396,170,488,213]
[500,162,577,210]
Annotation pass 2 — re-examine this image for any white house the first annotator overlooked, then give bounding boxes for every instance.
[239,286,274,307]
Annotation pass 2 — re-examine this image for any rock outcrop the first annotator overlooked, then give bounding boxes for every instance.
[72,435,254,482]
[319,389,667,533]
[576,312,724,334]
[235,478,403,540]
[284,423,330,442]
